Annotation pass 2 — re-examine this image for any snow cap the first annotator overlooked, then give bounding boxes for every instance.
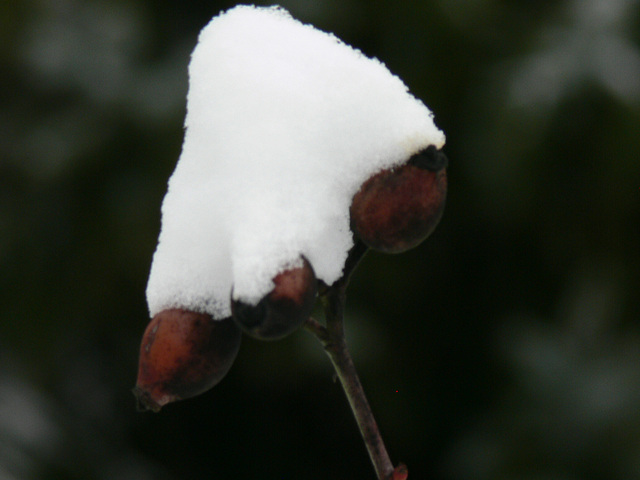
[146,5,445,318]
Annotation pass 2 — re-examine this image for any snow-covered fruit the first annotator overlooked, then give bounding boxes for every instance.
[144,5,446,322]
[232,257,317,340]
[133,309,241,412]
[350,145,448,253]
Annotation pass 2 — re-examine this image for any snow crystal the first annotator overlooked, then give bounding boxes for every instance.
[146,5,445,318]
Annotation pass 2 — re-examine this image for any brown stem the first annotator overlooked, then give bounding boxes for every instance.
[304,241,396,480]
[325,334,394,480]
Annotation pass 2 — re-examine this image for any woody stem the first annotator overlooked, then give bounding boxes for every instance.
[304,242,395,480]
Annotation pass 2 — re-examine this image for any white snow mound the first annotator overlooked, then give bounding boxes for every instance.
[146,5,445,318]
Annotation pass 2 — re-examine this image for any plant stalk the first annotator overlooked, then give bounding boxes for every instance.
[305,241,396,480]
[325,334,393,480]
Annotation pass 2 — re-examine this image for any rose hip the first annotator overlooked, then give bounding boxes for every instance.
[350,145,447,253]
[133,309,241,412]
[232,257,317,340]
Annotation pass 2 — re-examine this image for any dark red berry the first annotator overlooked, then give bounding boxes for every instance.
[232,257,317,340]
[350,146,447,253]
[133,309,241,412]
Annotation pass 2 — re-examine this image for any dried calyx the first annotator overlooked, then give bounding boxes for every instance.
[409,145,448,171]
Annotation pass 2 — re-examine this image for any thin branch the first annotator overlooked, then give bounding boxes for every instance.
[304,240,399,480]
[324,240,368,336]
[339,239,370,288]
[323,334,394,480]
[304,316,329,342]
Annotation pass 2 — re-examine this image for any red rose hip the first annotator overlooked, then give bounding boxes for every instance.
[133,309,241,412]
[350,145,448,253]
[232,257,317,340]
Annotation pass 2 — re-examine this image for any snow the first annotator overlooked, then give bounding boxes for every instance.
[146,5,445,319]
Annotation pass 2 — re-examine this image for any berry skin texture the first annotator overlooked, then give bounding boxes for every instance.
[232,257,318,340]
[349,145,448,254]
[133,309,241,412]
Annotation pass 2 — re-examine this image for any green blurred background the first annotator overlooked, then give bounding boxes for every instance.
[2,0,639,479]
